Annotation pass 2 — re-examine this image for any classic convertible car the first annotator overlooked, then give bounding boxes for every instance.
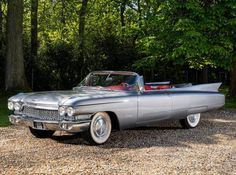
[8,71,225,145]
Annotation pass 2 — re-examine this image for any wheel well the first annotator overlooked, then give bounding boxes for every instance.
[106,111,120,131]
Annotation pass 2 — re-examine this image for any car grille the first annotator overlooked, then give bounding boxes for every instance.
[20,106,60,121]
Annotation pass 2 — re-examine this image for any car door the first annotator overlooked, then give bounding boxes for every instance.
[137,90,172,123]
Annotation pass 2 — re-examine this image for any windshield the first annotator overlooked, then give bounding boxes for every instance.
[78,72,139,91]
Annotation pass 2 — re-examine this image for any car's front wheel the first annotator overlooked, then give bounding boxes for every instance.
[29,127,55,138]
[180,113,201,129]
[83,112,112,145]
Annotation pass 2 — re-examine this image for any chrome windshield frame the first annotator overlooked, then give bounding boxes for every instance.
[75,71,142,92]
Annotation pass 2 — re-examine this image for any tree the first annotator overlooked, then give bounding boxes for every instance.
[78,0,88,52]
[78,0,89,77]
[230,61,236,97]
[1,0,233,91]
[0,0,6,88]
[0,0,3,52]
[0,1,2,83]
[5,0,28,90]
[0,3,2,72]
[60,0,66,38]
[30,0,38,89]
[135,0,235,84]
[120,0,127,26]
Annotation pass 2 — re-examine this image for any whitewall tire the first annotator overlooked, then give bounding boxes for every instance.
[180,113,201,129]
[83,112,112,145]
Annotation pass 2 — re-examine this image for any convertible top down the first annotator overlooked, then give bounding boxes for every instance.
[8,71,225,144]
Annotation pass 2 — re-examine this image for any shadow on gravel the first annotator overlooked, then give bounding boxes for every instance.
[51,110,236,149]
[51,132,87,145]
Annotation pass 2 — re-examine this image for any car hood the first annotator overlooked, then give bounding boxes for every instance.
[21,91,77,106]
[10,89,133,108]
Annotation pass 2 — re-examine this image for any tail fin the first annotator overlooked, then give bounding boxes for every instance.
[174,83,222,92]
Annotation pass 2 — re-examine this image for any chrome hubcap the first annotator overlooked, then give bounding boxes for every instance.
[90,112,111,144]
[187,113,200,127]
[188,115,196,123]
[93,116,108,138]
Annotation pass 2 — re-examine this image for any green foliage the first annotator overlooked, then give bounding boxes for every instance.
[35,41,80,90]
[219,86,236,108]
[225,98,236,109]
[135,0,236,71]
[0,92,12,127]
[20,0,142,90]
[0,0,235,90]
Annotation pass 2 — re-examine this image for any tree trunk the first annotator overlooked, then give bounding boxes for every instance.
[137,0,141,23]
[0,1,2,51]
[30,0,38,89]
[230,61,236,97]
[132,0,141,47]
[78,0,88,51]
[5,0,28,90]
[78,0,88,78]
[0,1,5,88]
[120,0,127,26]
[61,0,66,39]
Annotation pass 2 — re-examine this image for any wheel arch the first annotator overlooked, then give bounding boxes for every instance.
[105,111,120,131]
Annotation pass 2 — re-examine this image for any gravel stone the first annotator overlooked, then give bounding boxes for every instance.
[0,109,235,174]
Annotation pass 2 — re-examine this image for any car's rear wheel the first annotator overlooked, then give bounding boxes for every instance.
[29,127,55,138]
[83,112,112,145]
[180,113,201,129]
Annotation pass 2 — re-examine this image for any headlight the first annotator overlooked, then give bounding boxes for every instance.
[8,101,14,110]
[66,107,75,117]
[14,102,21,111]
[58,106,66,116]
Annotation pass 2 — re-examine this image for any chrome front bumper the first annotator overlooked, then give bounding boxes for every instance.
[9,115,90,133]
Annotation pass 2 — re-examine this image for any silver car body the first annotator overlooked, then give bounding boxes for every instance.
[8,71,225,132]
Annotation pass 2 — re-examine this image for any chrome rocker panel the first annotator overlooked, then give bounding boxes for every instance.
[9,115,90,133]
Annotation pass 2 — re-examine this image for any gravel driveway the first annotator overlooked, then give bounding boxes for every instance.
[0,109,235,175]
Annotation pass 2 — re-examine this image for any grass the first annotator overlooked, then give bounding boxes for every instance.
[0,92,12,127]
[219,86,236,109]
[0,88,235,127]
[225,98,236,109]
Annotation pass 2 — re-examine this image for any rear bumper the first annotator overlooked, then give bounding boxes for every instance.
[9,115,90,133]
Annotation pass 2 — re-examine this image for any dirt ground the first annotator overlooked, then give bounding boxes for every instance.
[0,109,235,175]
